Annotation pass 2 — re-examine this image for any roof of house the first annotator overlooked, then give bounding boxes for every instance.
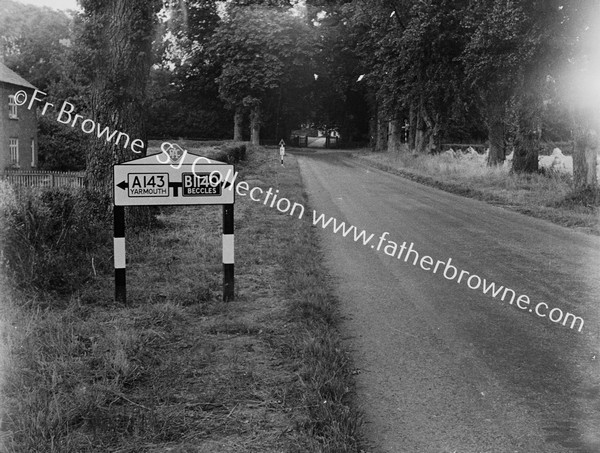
[0,62,36,90]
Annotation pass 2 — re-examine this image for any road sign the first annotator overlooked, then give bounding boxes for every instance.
[113,152,235,206]
[279,139,285,146]
[112,146,236,305]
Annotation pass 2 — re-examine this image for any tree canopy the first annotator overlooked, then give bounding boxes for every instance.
[211,3,315,143]
[2,0,600,188]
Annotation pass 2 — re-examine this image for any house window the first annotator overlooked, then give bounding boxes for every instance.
[31,139,35,167]
[8,95,18,119]
[9,138,19,166]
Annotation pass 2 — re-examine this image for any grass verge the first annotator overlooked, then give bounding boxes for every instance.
[147,139,247,155]
[1,145,360,452]
[352,148,600,235]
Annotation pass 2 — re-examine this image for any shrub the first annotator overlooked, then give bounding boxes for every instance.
[1,186,112,297]
[37,114,89,171]
[213,143,247,164]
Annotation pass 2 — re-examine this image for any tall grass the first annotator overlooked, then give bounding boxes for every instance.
[1,184,112,298]
[383,149,571,190]
[0,294,189,451]
[0,145,361,452]
[356,148,598,232]
[0,279,17,452]
[363,151,572,206]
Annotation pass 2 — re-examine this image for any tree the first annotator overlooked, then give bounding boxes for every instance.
[0,0,72,90]
[345,0,406,151]
[462,0,536,166]
[400,0,470,153]
[146,66,231,139]
[571,108,599,190]
[147,0,230,139]
[0,0,96,170]
[507,1,572,173]
[560,1,600,190]
[211,4,315,144]
[301,0,370,145]
[347,0,473,153]
[78,0,162,198]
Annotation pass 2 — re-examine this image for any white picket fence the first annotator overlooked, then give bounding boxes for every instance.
[1,170,85,188]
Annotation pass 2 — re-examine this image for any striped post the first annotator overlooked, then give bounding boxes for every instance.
[279,141,285,165]
[114,206,126,304]
[223,204,234,301]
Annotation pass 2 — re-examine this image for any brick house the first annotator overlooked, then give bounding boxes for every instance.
[0,62,38,170]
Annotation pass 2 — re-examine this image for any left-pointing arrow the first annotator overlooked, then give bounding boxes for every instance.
[117,181,128,190]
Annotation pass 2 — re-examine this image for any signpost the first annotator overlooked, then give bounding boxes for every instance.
[113,145,236,304]
[279,139,285,165]
[402,119,410,144]
[113,161,234,206]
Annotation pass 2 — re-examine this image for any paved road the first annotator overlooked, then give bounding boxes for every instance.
[296,151,600,453]
[307,137,327,148]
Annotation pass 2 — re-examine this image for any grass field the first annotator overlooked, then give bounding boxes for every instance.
[0,145,360,452]
[353,148,600,235]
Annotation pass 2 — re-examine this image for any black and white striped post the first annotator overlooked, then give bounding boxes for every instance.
[223,204,234,301]
[114,205,126,304]
[279,139,285,165]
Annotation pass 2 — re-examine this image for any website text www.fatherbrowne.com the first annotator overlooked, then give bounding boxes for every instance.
[217,176,584,333]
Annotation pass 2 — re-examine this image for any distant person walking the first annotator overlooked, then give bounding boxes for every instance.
[279,140,285,166]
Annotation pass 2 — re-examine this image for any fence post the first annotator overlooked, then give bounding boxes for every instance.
[0,170,86,188]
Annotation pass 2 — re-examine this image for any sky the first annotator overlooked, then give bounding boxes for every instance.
[14,0,79,10]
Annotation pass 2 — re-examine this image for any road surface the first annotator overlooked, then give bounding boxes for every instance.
[307,136,327,148]
[296,151,600,453]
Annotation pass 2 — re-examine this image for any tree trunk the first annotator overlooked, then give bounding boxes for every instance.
[369,115,377,149]
[573,124,599,189]
[512,114,540,173]
[408,102,417,152]
[428,121,441,153]
[233,106,243,141]
[485,100,506,166]
[415,96,431,153]
[420,107,437,153]
[82,0,160,228]
[85,0,160,195]
[387,118,401,153]
[376,109,388,152]
[341,115,352,147]
[250,104,261,145]
[512,95,540,173]
[415,113,425,153]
